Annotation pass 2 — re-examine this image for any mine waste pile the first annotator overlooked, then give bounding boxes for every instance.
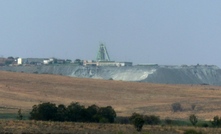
[1,64,221,86]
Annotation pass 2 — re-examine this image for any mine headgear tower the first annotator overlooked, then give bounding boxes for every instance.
[96,44,110,61]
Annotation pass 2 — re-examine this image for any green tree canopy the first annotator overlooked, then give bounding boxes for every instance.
[30,102,57,121]
[129,113,145,132]
[29,102,117,123]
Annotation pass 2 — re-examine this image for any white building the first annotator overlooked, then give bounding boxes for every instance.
[43,59,50,64]
[43,58,55,65]
[17,58,22,65]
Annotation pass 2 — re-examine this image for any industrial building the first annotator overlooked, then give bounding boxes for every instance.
[84,44,132,67]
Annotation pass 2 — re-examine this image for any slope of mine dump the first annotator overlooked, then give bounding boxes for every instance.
[1,64,221,85]
[1,71,221,120]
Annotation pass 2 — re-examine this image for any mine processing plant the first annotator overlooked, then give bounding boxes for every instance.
[83,43,132,66]
[96,44,110,61]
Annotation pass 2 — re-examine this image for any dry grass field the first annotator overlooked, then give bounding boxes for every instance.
[0,120,221,134]
[0,71,221,121]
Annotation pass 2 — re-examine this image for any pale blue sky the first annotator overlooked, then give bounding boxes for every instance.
[1,1,221,66]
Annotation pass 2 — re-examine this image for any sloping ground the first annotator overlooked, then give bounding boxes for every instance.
[1,64,221,86]
[142,65,221,85]
[0,71,221,120]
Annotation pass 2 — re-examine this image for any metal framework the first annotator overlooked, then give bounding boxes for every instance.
[96,44,110,61]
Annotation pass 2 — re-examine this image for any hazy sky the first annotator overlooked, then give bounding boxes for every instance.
[1,1,221,66]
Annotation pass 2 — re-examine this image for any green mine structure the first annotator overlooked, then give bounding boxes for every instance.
[96,44,110,61]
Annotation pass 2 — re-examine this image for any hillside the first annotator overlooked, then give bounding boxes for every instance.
[1,64,221,86]
[0,71,221,120]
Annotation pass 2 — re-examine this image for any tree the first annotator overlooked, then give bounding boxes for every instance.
[133,117,145,132]
[56,104,67,121]
[171,102,182,112]
[98,106,116,123]
[5,56,15,65]
[211,116,221,127]
[17,109,23,120]
[29,102,58,121]
[85,104,99,122]
[67,102,85,122]
[129,113,145,132]
[7,56,14,60]
[29,105,39,120]
[189,114,198,126]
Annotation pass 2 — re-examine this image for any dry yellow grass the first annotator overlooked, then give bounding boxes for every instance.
[0,71,221,120]
[0,120,220,134]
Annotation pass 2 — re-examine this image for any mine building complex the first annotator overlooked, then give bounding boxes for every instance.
[83,44,132,67]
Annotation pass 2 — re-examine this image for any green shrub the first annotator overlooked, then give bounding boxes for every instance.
[133,116,145,132]
[144,115,161,125]
[99,117,109,123]
[17,109,23,120]
[129,113,145,132]
[171,102,182,112]
[189,114,198,126]
[211,115,221,127]
[201,123,209,128]
[97,106,116,123]
[164,118,173,125]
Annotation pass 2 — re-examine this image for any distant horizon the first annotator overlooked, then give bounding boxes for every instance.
[1,55,220,67]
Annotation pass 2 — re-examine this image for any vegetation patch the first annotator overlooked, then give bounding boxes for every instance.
[29,102,116,123]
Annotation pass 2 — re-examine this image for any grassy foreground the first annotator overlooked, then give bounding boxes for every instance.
[0,120,221,134]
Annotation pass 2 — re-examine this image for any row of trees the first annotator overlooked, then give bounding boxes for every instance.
[129,113,220,132]
[29,102,116,123]
[187,114,221,128]
[189,115,221,128]
[27,102,221,132]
